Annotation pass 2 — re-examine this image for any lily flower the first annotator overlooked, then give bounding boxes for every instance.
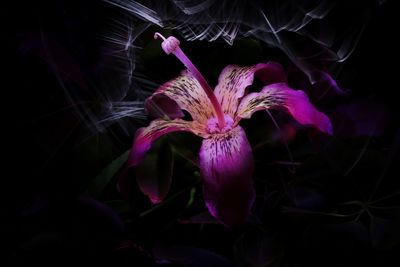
[125,33,332,226]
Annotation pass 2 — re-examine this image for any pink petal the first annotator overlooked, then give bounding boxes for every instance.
[254,61,288,85]
[129,119,207,166]
[199,126,255,226]
[236,83,332,134]
[117,119,207,201]
[214,61,287,117]
[146,70,214,124]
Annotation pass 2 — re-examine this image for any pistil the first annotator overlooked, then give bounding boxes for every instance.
[154,32,226,129]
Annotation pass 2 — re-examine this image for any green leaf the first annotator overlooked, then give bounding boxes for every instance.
[282,207,358,224]
[185,187,197,208]
[86,150,130,197]
[168,132,200,167]
[104,199,132,215]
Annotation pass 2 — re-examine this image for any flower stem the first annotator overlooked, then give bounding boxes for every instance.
[154,32,225,128]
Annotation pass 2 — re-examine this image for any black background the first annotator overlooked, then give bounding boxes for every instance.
[4,0,399,266]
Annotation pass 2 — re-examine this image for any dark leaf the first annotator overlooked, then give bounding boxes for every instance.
[370,216,400,250]
[234,229,283,267]
[86,150,129,197]
[153,245,234,267]
[282,207,357,223]
[179,211,218,224]
[370,205,400,220]
[286,185,325,209]
[104,199,132,215]
[324,222,369,245]
[136,140,174,203]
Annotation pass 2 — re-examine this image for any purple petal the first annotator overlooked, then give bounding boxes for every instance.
[214,62,287,117]
[146,70,214,123]
[237,83,332,134]
[129,119,206,166]
[314,70,347,96]
[287,65,346,98]
[332,99,389,137]
[117,119,207,201]
[254,61,288,85]
[199,126,255,226]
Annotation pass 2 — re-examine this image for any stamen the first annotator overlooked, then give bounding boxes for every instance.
[154,32,226,129]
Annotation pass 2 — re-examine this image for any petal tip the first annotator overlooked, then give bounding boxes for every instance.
[318,114,333,135]
[325,121,333,135]
[149,195,163,204]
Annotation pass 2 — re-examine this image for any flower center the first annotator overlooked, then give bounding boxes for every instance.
[207,115,234,134]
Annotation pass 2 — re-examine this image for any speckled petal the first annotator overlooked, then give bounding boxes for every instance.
[117,118,207,201]
[199,126,255,226]
[129,119,207,166]
[146,70,214,123]
[236,83,332,134]
[214,62,287,117]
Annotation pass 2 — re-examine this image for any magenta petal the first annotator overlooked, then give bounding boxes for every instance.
[129,119,206,166]
[254,61,288,85]
[265,83,332,134]
[117,119,207,202]
[199,126,255,226]
[214,62,288,117]
[237,83,332,135]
